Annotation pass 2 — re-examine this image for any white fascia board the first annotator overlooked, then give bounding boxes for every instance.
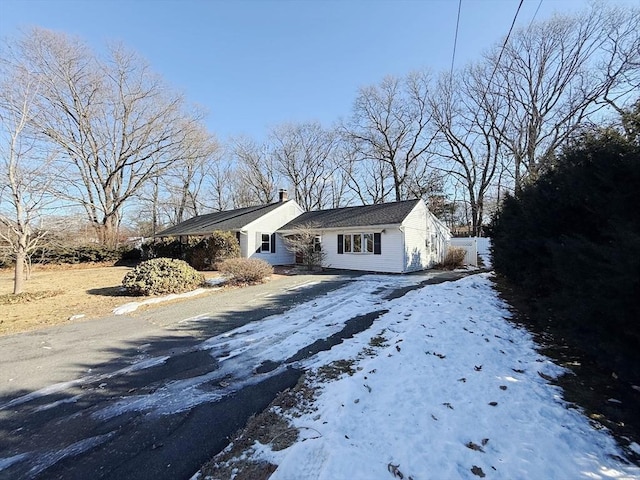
[241,200,303,231]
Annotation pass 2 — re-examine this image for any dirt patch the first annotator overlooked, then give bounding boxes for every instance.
[198,354,377,479]
[198,377,312,480]
[0,264,222,336]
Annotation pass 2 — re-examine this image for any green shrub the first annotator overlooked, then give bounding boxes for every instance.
[186,231,241,270]
[118,246,142,264]
[140,238,183,260]
[489,123,640,379]
[30,243,125,265]
[439,247,466,270]
[218,258,273,285]
[122,258,205,296]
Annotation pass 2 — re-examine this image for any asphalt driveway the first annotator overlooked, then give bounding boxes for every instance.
[0,269,475,479]
[0,272,353,397]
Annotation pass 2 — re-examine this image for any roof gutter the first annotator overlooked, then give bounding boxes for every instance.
[278,223,401,235]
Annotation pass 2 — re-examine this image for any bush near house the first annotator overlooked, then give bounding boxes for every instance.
[283,226,325,271]
[218,258,273,285]
[489,124,640,380]
[141,232,240,270]
[186,231,241,270]
[439,247,466,270]
[122,258,205,296]
[141,238,183,260]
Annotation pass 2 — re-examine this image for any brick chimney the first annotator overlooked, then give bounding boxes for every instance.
[278,189,288,202]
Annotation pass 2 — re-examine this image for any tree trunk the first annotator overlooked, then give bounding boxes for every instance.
[13,249,25,295]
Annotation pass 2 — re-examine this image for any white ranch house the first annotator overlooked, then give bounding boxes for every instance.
[155,199,304,264]
[156,196,451,274]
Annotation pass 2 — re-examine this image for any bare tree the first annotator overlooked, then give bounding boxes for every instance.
[207,152,235,212]
[431,66,507,236]
[492,3,640,190]
[342,71,439,203]
[6,28,211,246]
[270,122,337,211]
[159,125,220,223]
[0,62,56,293]
[326,135,354,208]
[231,136,280,206]
[339,134,393,205]
[282,223,326,271]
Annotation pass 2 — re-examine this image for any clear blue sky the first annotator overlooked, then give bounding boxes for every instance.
[0,0,630,141]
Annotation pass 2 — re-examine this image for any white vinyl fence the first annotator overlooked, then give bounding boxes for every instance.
[448,237,478,267]
[448,237,492,268]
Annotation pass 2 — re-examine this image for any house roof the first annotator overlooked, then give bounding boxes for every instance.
[155,201,289,237]
[280,199,421,231]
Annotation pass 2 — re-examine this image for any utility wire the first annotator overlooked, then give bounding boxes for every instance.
[528,0,544,30]
[456,0,525,153]
[482,0,525,104]
[450,0,463,76]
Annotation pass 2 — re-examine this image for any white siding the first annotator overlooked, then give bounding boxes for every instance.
[317,201,451,274]
[321,228,405,273]
[401,202,451,272]
[238,231,249,258]
[427,210,451,265]
[401,202,430,272]
[243,201,303,266]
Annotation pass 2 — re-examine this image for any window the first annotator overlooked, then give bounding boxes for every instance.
[261,234,270,252]
[353,234,362,252]
[339,233,381,255]
[257,233,276,253]
[344,234,352,253]
[364,233,374,253]
[313,235,322,252]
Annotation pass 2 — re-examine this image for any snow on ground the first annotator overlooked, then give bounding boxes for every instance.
[92,275,426,419]
[477,237,492,268]
[6,269,638,479]
[237,273,638,480]
[112,277,226,315]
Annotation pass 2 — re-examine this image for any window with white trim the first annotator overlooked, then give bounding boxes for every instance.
[257,233,276,253]
[342,233,376,254]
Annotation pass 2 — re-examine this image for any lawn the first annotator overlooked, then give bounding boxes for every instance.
[0,264,220,336]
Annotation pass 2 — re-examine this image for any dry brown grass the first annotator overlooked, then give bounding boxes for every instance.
[0,263,220,336]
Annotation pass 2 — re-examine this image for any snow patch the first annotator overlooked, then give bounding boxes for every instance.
[244,274,638,480]
[0,453,30,471]
[27,433,114,477]
[113,288,218,315]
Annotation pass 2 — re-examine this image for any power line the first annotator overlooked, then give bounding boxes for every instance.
[450,0,463,76]
[528,0,544,30]
[484,0,524,95]
[457,0,525,150]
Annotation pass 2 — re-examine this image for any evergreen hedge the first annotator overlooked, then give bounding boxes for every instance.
[24,244,138,265]
[141,231,240,270]
[490,129,640,375]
